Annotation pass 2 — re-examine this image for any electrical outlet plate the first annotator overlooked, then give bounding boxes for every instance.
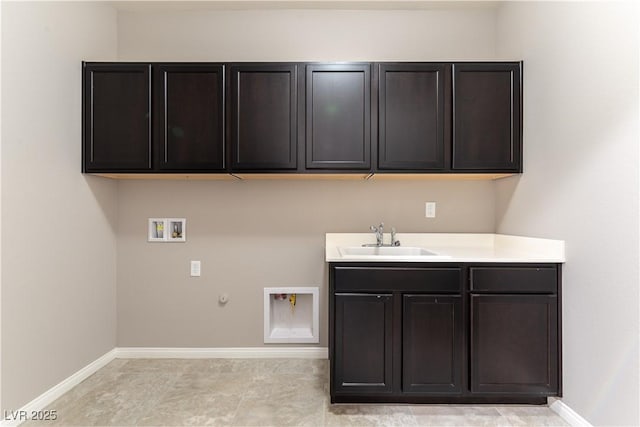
[190,260,201,277]
[425,202,436,218]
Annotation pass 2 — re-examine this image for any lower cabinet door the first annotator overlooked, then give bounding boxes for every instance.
[471,294,558,394]
[402,295,462,393]
[334,293,393,394]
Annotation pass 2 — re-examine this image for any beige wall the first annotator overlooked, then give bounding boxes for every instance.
[117,179,495,347]
[117,8,497,61]
[0,2,118,412]
[115,7,499,348]
[495,2,639,425]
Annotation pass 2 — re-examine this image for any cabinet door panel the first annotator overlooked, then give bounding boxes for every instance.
[231,64,297,170]
[334,294,393,393]
[306,64,371,169]
[158,64,225,171]
[453,63,521,171]
[84,64,151,171]
[378,64,447,170]
[403,295,462,393]
[471,294,558,394]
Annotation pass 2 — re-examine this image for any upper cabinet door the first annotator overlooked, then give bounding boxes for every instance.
[452,63,522,171]
[230,64,298,170]
[83,63,151,172]
[306,64,371,170]
[378,63,448,170]
[157,64,225,171]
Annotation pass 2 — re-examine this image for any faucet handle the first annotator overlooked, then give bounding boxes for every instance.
[391,227,401,246]
[370,223,384,232]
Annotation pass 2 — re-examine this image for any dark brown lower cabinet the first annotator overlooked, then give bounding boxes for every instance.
[333,294,393,394]
[470,294,558,394]
[403,295,462,394]
[329,263,561,404]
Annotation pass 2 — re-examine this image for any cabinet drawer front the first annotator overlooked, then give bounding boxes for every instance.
[470,267,557,293]
[334,267,461,293]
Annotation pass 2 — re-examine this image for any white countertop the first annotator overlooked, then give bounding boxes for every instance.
[325,233,565,263]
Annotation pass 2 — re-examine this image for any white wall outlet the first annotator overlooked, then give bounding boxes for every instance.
[190,260,201,277]
[425,202,437,218]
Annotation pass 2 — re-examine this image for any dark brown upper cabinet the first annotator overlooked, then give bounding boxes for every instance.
[306,64,371,170]
[83,63,152,172]
[230,64,298,170]
[83,61,523,176]
[377,63,449,171]
[452,62,522,172]
[156,64,225,171]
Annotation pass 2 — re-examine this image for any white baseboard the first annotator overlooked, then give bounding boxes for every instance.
[1,349,117,427]
[115,346,328,359]
[549,398,592,427]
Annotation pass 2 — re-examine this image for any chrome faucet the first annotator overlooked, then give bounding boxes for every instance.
[370,223,384,246]
[364,222,401,247]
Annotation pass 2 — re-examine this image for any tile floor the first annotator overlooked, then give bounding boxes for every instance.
[24,359,569,426]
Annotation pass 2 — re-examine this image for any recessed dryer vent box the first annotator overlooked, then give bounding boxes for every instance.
[148,218,186,242]
[264,287,319,344]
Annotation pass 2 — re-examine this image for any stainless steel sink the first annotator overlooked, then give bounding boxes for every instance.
[338,246,444,257]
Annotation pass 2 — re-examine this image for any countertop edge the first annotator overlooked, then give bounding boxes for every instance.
[325,233,566,263]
